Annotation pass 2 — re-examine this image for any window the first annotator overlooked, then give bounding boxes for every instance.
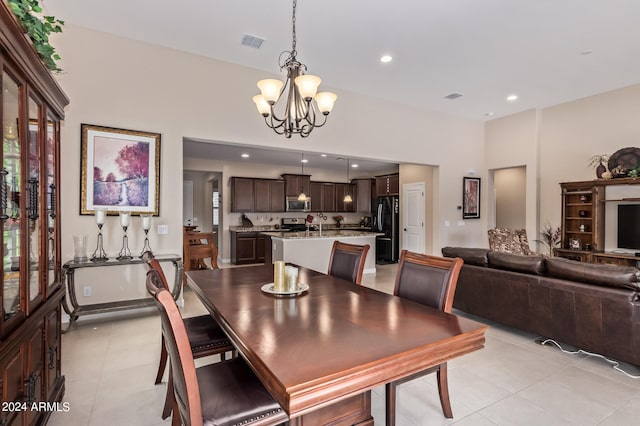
[212,191,219,226]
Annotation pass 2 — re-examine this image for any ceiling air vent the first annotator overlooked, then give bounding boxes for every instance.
[444,93,464,100]
[241,34,265,49]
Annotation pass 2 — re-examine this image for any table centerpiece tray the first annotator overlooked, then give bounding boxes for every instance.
[261,282,309,297]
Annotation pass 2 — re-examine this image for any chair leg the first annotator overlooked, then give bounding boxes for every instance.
[437,363,453,418]
[155,336,168,385]
[162,366,174,420]
[385,382,397,426]
[171,394,181,426]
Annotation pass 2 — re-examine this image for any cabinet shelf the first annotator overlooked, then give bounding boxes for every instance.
[566,203,592,207]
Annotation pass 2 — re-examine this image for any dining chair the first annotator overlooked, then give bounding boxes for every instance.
[146,269,288,426]
[141,251,235,419]
[327,241,370,285]
[183,230,219,270]
[385,250,463,424]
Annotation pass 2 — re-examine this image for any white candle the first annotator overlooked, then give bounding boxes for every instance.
[48,214,55,229]
[119,211,130,227]
[95,208,106,225]
[141,215,151,230]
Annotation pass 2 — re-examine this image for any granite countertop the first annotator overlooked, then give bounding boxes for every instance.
[261,230,383,239]
[229,225,279,232]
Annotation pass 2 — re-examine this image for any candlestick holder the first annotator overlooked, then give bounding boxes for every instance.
[117,225,133,260]
[139,214,152,257]
[140,228,152,257]
[91,224,108,261]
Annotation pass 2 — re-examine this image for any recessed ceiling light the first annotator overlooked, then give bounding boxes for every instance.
[301,159,308,163]
[241,153,250,158]
[506,94,518,102]
[380,55,392,63]
[484,112,495,117]
[351,164,359,168]
[321,154,327,157]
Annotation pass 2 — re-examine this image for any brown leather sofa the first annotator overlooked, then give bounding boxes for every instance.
[442,247,640,366]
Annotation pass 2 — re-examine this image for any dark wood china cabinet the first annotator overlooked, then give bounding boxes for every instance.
[0,3,69,425]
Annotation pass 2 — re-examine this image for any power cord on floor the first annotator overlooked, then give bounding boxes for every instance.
[537,338,640,379]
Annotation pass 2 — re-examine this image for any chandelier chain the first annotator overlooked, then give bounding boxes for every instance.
[291,0,297,55]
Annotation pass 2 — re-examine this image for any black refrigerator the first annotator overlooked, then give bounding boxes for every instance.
[374,196,399,263]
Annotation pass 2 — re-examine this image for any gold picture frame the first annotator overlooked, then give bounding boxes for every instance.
[80,124,161,215]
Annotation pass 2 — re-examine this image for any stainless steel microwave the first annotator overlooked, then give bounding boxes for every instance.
[286,196,311,212]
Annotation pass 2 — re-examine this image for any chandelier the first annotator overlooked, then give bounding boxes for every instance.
[252,0,337,138]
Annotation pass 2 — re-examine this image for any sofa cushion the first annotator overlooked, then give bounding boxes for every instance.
[488,251,546,276]
[441,247,490,266]
[546,257,640,291]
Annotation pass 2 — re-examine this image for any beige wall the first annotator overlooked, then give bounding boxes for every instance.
[485,109,539,248]
[486,85,640,251]
[53,25,483,306]
[494,167,526,229]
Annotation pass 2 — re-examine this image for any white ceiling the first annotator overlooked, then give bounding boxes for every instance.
[44,0,640,169]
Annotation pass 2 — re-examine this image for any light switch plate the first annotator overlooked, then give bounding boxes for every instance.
[157,224,168,234]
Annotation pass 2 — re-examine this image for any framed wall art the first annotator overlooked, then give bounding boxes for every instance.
[80,124,161,215]
[462,176,481,219]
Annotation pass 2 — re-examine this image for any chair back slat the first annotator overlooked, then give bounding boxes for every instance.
[147,270,203,426]
[393,250,463,313]
[328,241,370,285]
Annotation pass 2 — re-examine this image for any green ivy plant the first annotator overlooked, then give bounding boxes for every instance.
[8,0,64,72]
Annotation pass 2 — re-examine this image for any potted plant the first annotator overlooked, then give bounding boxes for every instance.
[588,154,610,179]
[535,222,562,256]
[8,0,64,72]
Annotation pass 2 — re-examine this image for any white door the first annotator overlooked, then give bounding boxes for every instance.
[402,182,425,253]
[183,180,194,226]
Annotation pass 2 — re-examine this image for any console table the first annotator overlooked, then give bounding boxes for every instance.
[62,254,183,332]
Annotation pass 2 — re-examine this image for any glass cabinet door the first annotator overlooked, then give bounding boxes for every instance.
[45,114,58,292]
[27,96,43,306]
[1,71,22,322]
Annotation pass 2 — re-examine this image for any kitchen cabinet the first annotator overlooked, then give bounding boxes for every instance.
[310,182,322,211]
[282,174,311,197]
[0,3,68,423]
[376,173,400,196]
[231,231,266,264]
[254,179,285,212]
[309,182,336,212]
[354,178,375,214]
[335,183,356,213]
[321,183,337,212]
[230,177,255,212]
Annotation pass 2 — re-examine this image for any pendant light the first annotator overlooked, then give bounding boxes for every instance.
[298,153,307,201]
[344,158,353,203]
[252,0,337,138]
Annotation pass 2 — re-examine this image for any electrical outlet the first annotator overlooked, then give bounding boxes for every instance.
[83,286,91,297]
[157,224,168,235]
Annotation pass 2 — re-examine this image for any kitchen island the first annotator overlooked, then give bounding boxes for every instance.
[262,230,382,274]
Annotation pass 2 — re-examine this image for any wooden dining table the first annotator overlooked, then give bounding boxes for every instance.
[186,264,488,425]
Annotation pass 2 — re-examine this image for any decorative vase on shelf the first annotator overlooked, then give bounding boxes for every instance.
[596,162,606,179]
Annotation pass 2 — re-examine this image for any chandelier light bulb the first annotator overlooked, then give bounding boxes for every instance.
[252,95,271,116]
[257,79,284,104]
[295,74,321,100]
[314,92,337,114]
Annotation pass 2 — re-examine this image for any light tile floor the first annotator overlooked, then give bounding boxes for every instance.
[49,263,640,425]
